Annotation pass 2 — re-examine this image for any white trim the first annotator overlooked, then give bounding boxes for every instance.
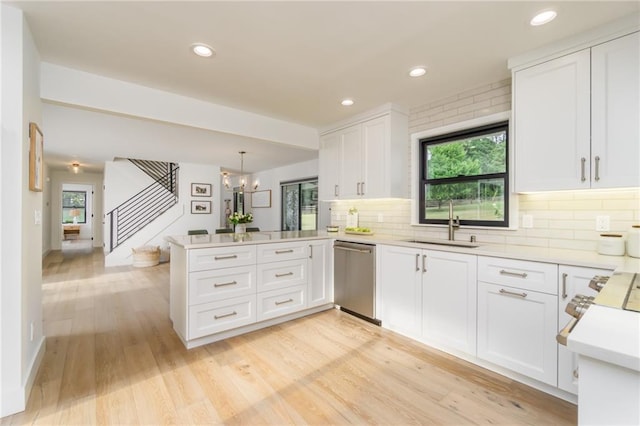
[319,103,408,136]
[409,111,517,229]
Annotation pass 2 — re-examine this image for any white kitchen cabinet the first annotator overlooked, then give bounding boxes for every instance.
[422,251,477,356]
[318,131,342,200]
[477,257,558,386]
[591,32,640,189]
[513,50,591,192]
[318,106,408,200]
[307,240,333,308]
[170,238,333,348]
[377,245,423,339]
[513,31,639,192]
[557,265,613,394]
[378,244,477,352]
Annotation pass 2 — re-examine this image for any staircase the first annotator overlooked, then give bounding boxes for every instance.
[106,160,179,252]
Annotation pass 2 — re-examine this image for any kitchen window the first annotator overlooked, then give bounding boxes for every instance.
[419,121,508,227]
[62,190,87,224]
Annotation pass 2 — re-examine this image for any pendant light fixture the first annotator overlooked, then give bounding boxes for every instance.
[238,151,246,192]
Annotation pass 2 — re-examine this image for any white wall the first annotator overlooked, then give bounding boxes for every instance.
[103,160,220,264]
[42,163,51,256]
[247,159,319,232]
[0,4,44,417]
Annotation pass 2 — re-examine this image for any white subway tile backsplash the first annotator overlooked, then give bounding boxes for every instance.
[327,79,639,253]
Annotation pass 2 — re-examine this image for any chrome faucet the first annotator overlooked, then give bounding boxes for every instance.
[448,200,460,241]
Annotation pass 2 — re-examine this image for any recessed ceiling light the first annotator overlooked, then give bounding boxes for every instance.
[191,43,215,58]
[409,67,427,77]
[530,10,557,26]
[341,99,354,106]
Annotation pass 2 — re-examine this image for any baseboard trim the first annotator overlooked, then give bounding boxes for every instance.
[0,337,45,418]
[23,337,46,409]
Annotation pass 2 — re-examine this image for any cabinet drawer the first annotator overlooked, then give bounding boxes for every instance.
[189,245,256,271]
[478,256,557,295]
[188,265,255,305]
[257,242,309,263]
[188,295,256,339]
[257,259,307,292]
[257,284,307,321]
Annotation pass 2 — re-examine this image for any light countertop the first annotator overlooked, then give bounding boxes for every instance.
[167,230,640,273]
[568,305,640,372]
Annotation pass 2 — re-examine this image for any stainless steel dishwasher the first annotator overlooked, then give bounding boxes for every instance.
[333,241,380,325]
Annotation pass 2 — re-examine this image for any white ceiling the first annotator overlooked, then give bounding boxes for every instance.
[9,1,640,173]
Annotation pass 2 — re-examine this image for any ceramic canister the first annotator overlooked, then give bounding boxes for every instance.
[628,225,640,258]
[597,233,625,256]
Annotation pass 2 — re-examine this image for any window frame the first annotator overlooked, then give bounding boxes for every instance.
[62,190,87,224]
[418,120,509,228]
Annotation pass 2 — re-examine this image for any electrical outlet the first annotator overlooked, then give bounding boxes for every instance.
[377,214,384,223]
[522,215,533,229]
[596,215,610,231]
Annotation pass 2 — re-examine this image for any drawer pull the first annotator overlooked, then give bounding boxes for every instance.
[275,298,293,306]
[214,311,237,320]
[275,249,294,254]
[561,273,568,300]
[214,280,237,288]
[214,254,238,260]
[275,272,294,278]
[499,288,528,298]
[499,269,528,279]
[415,253,420,271]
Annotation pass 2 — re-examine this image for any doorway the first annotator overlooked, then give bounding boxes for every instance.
[61,183,93,251]
[281,178,318,231]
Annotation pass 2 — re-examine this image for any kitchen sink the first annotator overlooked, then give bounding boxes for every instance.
[403,239,480,248]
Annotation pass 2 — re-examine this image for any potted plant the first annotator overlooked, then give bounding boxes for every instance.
[228,212,253,233]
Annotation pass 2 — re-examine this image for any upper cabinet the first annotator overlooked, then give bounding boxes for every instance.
[319,105,409,200]
[512,31,639,192]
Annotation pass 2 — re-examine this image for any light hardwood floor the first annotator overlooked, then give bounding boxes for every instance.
[2,247,577,425]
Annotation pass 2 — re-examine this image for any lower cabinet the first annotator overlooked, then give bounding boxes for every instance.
[308,240,334,308]
[422,251,477,356]
[257,284,307,321]
[557,265,613,394]
[377,245,476,355]
[189,295,257,339]
[171,239,334,348]
[477,257,559,386]
[378,245,423,339]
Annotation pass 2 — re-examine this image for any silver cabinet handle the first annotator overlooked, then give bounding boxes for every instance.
[361,182,365,195]
[573,368,579,379]
[499,288,527,298]
[275,249,294,254]
[499,269,528,278]
[561,273,568,300]
[275,272,294,278]
[335,246,371,254]
[580,157,586,182]
[275,298,293,306]
[214,280,237,288]
[214,311,237,320]
[214,254,238,260]
[422,254,427,273]
[594,156,600,181]
[334,184,339,197]
[415,253,420,271]
[309,245,312,259]
[357,182,362,195]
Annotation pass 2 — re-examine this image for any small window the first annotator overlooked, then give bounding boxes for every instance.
[419,121,508,227]
[62,191,87,224]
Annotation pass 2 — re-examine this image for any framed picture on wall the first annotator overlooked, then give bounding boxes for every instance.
[191,200,211,214]
[29,122,44,192]
[251,190,272,208]
[191,183,212,197]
